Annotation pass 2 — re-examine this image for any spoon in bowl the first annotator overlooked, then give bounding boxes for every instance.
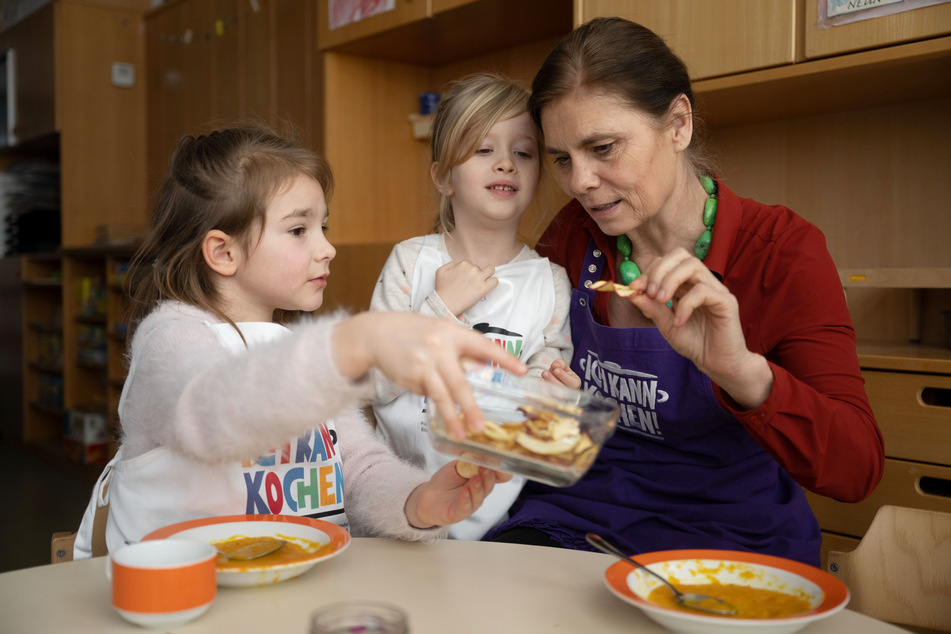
[216,537,286,561]
[586,533,738,616]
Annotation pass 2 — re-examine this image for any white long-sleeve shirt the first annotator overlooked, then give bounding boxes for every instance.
[74,301,444,557]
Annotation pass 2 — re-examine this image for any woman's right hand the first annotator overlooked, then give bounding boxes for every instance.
[334,312,527,439]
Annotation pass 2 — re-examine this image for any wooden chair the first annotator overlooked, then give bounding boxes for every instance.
[827,505,951,633]
[50,476,111,564]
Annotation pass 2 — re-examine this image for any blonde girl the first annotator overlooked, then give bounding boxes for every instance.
[73,123,525,558]
[370,74,574,540]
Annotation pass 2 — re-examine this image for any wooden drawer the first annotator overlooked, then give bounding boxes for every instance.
[583,0,802,80]
[805,0,951,59]
[805,458,951,538]
[863,369,951,465]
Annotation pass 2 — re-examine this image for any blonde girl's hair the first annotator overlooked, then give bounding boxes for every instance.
[430,73,539,234]
[126,121,334,339]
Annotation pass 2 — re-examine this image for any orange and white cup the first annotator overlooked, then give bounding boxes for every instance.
[107,539,217,628]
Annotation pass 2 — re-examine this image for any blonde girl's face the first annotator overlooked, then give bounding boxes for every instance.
[231,175,336,321]
[443,111,539,230]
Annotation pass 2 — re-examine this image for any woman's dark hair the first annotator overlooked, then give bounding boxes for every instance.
[126,121,334,339]
[529,17,713,174]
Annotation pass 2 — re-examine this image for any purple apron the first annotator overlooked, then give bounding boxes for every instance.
[486,240,821,566]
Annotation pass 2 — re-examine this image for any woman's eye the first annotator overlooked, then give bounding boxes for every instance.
[552,155,570,167]
[593,143,614,156]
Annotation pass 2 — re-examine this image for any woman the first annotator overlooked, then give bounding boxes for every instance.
[485,17,884,567]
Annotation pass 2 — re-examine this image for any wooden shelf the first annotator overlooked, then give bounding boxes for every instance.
[76,314,107,325]
[857,342,951,374]
[22,278,63,288]
[321,0,573,66]
[28,401,65,417]
[27,322,62,333]
[694,36,951,128]
[28,362,63,375]
[840,268,951,288]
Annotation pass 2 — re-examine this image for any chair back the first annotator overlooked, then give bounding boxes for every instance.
[827,505,951,632]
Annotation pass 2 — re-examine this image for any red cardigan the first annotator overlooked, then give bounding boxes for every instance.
[536,180,884,502]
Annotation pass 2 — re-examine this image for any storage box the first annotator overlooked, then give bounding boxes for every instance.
[63,410,109,465]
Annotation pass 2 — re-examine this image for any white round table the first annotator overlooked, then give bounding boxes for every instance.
[0,537,911,633]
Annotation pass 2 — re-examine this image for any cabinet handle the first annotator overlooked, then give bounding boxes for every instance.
[920,387,950,408]
[919,476,951,499]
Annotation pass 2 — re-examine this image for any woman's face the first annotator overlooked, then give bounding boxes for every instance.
[540,89,686,237]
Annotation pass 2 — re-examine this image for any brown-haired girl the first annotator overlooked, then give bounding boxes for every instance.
[73,123,526,557]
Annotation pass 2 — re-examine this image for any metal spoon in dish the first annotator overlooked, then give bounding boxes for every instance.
[216,537,286,561]
[586,533,738,616]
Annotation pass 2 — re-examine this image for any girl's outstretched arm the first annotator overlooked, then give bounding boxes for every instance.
[333,311,527,440]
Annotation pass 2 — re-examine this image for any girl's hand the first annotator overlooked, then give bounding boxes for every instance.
[334,312,527,439]
[404,460,513,529]
[627,248,773,409]
[542,358,581,390]
[435,260,498,317]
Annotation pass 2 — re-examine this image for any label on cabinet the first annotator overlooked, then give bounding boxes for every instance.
[328,0,396,30]
[817,0,951,29]
[111,63,135,88]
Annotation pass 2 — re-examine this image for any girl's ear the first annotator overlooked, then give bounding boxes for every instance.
[202,229,239,277]
[430,162,454,197]
[667,93,694,153]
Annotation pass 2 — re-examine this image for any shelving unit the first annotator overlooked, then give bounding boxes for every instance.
[18,246,135,467]
[20,255,65,451]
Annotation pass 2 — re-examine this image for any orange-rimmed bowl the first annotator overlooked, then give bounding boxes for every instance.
[143,514,350,587]
[603,549,849,634]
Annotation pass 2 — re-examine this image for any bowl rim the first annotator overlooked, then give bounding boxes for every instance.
[463,366,621,419]
[141,514,351,572]
[604,548,850,624]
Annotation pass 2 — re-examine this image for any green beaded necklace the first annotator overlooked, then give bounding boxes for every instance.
[617,175,718,285]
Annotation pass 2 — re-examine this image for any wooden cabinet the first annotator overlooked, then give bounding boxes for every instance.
[582,0,803,79]
[692,28,951,570]
[0,0,148,247]
[144,0,321,198]
[316,0,572,311]
[0,3,56,145]
[805,0,951,59]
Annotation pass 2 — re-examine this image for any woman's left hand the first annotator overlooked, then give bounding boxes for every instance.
[627,248,773,409]
[404,461,513,529]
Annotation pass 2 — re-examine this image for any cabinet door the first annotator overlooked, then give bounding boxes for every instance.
[57,1,148,247]
[805,0,951,59]
[274,0,320,151]
[317,0,429,50]
[1,2,56,145]
[145,0,214,194]
[583,0,801,79]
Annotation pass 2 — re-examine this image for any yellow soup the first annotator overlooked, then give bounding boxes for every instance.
[647,584,812,619]
[212,535,331,571]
